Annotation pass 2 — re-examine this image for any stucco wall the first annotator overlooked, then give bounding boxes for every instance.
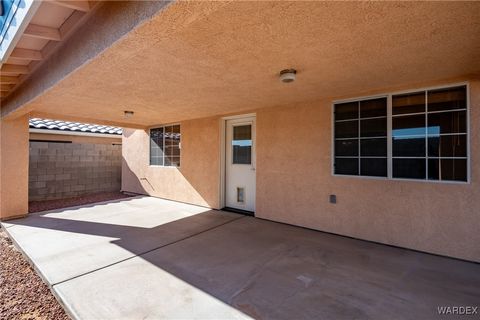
[122,79,480,262]
[122,116,220,208]
[29,141,122,201]
[0,115,29,220]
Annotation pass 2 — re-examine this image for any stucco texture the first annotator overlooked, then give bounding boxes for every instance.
[0,115,29,220]
[122,117,220,208]
[4,1,480,127]
[123,79,480,262]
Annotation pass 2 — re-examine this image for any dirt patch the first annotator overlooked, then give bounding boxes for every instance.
[0,229,69,320]
[29,191,134,213]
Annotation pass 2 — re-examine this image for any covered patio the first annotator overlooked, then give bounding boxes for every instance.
[2,196,479,319]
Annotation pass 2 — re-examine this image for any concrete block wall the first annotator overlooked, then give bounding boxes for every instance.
[29,141,122,201]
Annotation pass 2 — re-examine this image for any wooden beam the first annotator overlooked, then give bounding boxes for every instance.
[50,1,91,12]
[10,48,43,61]
[24,24,62,41]
[0,76,19,84]
[1,64,29,75]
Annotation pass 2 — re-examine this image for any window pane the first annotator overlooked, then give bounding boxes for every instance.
[335,120,358,139]
[335,102,358,121]
[428,86,466,112]
[335,139,358,156]
[393,136,425,157]
[427,111,466,135]
[360,158,387,177]
[392,92,425,115]
[428,135,467,158]
[360,138,387,156]
[360,118,387,137]
[232,125,252,164]
[392,114,425,137]
[150,157,163,166]
[360,98,387,118]
[150,128,164,165]
[393,158,426,179]
[428,159,467,182]
[334,158,358,175]
[169,156,181,167]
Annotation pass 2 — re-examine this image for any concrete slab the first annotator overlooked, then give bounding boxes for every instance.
[54,254,252,320]
[1,196,241,284]
[3,196,480,319]
[55,217,480,319]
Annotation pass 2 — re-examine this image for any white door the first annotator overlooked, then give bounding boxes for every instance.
[225,116,256,213]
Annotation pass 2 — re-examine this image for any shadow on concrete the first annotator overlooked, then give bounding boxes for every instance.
[5,197,480,319]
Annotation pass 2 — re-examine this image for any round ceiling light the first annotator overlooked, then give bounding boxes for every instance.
[279,69,297,83]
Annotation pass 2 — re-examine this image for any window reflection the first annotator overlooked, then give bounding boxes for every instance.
[232,125,252,164]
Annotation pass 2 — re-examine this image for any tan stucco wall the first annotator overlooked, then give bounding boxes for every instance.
[122,116,220,208]
[123,79,480,262]
[0,115,29,220]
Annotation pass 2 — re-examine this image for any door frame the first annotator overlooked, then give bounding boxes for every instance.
[219,113,256,212]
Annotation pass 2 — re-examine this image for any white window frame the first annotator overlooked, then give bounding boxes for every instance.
[331,82,470,184]
[149,124,181,168]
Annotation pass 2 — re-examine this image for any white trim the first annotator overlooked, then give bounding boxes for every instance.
[331,82,470,184]
[148,124,181,168]
[0,0,41,63]
[219,113,256,210]
[29,128,121,139]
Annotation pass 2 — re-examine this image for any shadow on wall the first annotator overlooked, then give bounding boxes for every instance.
[121,128,218,208]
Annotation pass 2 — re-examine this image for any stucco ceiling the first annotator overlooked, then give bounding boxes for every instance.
[20,1,480,127]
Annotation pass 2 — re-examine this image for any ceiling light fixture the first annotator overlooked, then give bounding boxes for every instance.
[279,69,297,83]
[124,110,134,118]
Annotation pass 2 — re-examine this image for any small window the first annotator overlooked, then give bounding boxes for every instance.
[334,97,388,177]
[232,124,252,164]
[150,125,181,167]
[333,85,468,182]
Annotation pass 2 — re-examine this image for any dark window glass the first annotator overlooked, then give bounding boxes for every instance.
[335,102,358,121]
[428,135,467,158]
[232,125,252,164]
[393,159,426,179]
[360,158,387,177]
[335,139,358,156]
[334,158,358,175]
[360,138,387,157]
[360,98,387,118]
[392,92,425,115]
[427,111,466,135]
[428,159,467,182]
[427,86,466,112]
[360,118,387,137]
[392,136,425,157]
[392,114,425,137]
[149,125,181,167]
[335,120,358,139]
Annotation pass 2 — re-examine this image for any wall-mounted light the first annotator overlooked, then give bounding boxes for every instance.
[279,69,297,83]
[124,110,134,118]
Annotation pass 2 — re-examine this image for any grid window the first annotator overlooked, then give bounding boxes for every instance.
[150,125,181,167]
[334,85,468,182]
[334,97,388,177]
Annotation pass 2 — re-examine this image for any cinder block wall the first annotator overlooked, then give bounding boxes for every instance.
[29,141,122,201]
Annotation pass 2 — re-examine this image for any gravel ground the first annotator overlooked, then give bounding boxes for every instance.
[0,229,69,320]
[29,191,134,213]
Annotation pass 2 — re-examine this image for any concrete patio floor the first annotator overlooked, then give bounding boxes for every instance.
[2,196,479,319]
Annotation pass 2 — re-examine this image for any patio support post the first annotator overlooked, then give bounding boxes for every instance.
[0,114,29,220]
